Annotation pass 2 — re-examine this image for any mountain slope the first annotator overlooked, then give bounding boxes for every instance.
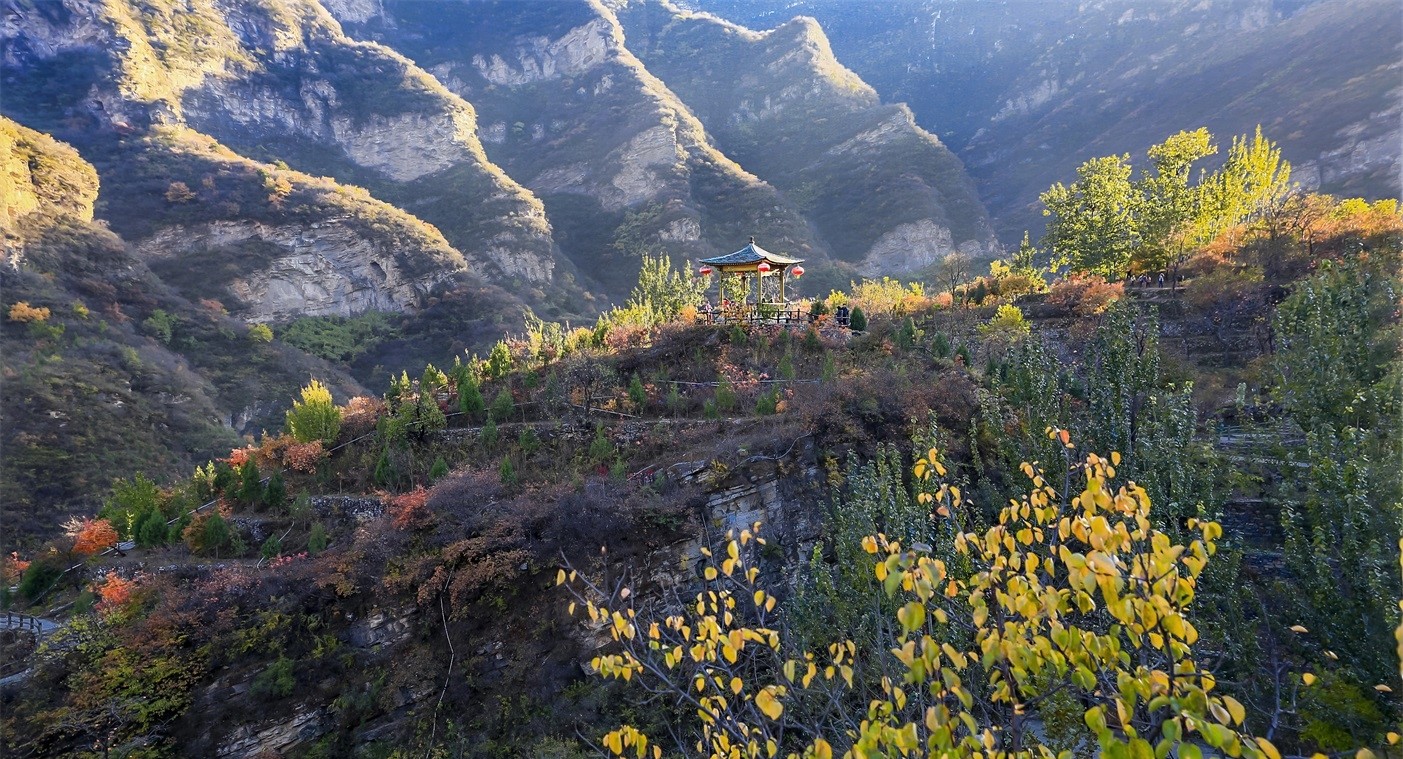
[693,0,1402,242]
[0,116,370,543]
[334,0,825,301]
[3,0,563,297]
[609,0,997,275]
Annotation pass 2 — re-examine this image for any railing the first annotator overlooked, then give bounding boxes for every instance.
[1,611,51,638]
[703,304,810,325]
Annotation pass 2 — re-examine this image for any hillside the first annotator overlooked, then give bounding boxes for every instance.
[333,0,826,302]
[0,116,371,543]
[3,189,1399,755]
[610,0,998,276]
[693,0,1402,242]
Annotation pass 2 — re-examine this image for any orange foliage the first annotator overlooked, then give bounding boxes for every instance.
[227,447,253,468]
[340,395,385,436]
[73,518,119,555]
[1047,274,1124,316]
[255,433,295,471]
[284,440,326,473]
[8,301,51,323]
[388,486,432,530]
[94,574,135,616]
[2,552,30,582]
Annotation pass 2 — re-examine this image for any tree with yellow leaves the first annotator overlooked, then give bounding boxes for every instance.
[561,430,1283,759]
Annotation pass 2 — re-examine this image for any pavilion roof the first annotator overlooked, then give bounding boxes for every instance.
[699,238,804,267]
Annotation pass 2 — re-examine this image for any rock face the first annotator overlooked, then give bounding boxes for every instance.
[342,0,821,301]
[2,0,561,289]
[697,0,1402,243]
[132,219,447,322]
[611,1,998,270]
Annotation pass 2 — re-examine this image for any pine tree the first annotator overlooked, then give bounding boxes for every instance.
[429,456,449,481]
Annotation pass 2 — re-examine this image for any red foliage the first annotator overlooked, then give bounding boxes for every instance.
[256,433,295,471]
[1047,274,1124,316]
[72,518,119,555]
[340,395,385,437]
[227,447,253,468]
[95,573,135,616]
[284,440,326,473]
[388,486,432,530]
[2,552,30,582]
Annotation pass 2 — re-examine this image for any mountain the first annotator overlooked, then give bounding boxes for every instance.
[608,0,997,276]
[332,0,826,301]
[0,116,371,541]
[690,0,1403,242]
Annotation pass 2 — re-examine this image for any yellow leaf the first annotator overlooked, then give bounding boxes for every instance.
[1222,695,1245,725]
[1289,624,1308,634]
[555,569,566,586]
[730,677,743,694]
[755,688,784,720]
[1302,672,1317,685]
[1375,684,1393,693]
[1387,733,1400,746]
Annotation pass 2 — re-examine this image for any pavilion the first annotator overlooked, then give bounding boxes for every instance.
[698,237,805,306]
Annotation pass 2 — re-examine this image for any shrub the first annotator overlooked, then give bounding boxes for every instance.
[252,657,296,699]
[499,455,518,487]
[8,301,51,323]
[141,309,176,343]
[247,323,273,343]
[588,424,614,465]
[285,380,341,445]
[978,304,1032,341]
[263,469,285,512]
[490,387,514,423]
[429,456,449,481]
[848,307,867,332]
[755,390,778,416]
[1047,274,1124,316]
[307,522,328,554]
[480,418,499,449]
[18,558,62,600]
[627,374,647,410]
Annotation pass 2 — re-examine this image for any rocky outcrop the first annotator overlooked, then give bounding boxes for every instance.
[355,0,820,301]
[613,1,998,269]
[217,706,326,758]
[132,219,452,322]
[471,17,614,86]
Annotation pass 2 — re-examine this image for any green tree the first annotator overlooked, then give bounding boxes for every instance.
[260,534,282,561]
[480,417,499,450]
[627,252,707,321]
[263,469,285,512]
[627,375,647,410]
[201,512,233,558]
[499,455,518,487]
[247,323,273,343]
[429,456,449,481]
[285,379,341,445]
[848,306,867,332]
[135,510,168,548]
[237,461,262,506]
[1135,128,1218,277]
[1041,153,1139,277]
[1204,125,1292,241]
[490,387,514,423]
[307,522,328,554]
[458,375,485,421]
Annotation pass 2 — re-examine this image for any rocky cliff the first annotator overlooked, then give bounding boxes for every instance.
[610,0,998,274]
[2,0,561,292]
[697,0,1402,243]
[336,0,823,300]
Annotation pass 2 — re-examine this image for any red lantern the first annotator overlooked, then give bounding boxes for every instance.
[756,261,772,273]
[791,265,804,278]
[698,266,713,276]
